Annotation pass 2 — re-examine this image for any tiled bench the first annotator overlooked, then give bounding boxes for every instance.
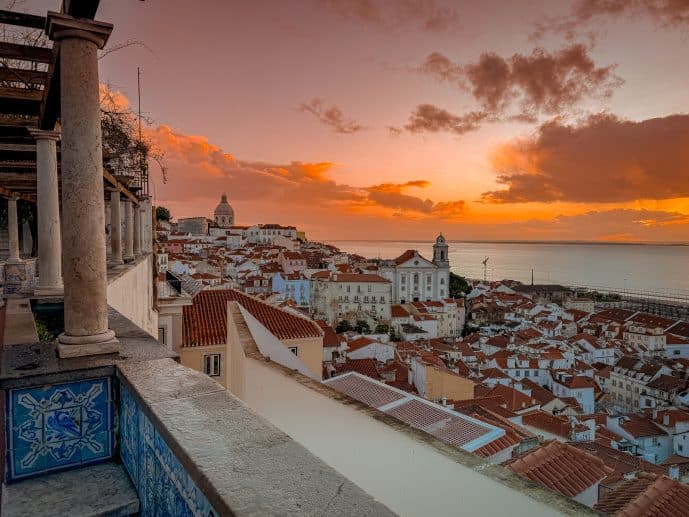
[1,462,139,517]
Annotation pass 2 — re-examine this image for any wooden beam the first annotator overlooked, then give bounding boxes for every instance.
[0,96,40,116]
[103,168,139,205]
[63,0,101,20]
[0,143,35,152]
[0,10,46,29]
[0,68,48,85]
[0,42,52,63]
[0,86,43,102]
[0,114,38,126]
[0,185,35,202]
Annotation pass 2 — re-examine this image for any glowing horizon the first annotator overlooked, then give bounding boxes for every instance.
[31,0,689,243]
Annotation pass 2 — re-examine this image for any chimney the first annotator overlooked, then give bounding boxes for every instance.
[664,414,670,426]
[441,396,448,407]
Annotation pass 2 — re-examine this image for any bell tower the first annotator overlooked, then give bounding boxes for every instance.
[433,233,449,268]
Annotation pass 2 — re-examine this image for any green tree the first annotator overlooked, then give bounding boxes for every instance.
[374,323,389,334]
[354,320,371,334]
[156,206,171,222]
[449,272,472,297]
[389,328,401,342]
[335,320,352,334]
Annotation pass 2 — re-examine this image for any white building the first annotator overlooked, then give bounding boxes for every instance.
[310,272,392,326]
[246,223,297,244]
[378,234,450,304]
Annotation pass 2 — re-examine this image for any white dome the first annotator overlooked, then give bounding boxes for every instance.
[214,193,234,217]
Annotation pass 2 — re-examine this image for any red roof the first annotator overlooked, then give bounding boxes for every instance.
[485,384,538,412]
[391,305,410,318]
[183,289,322,346]
[595,473,689,516]
[505,441,614,497]
[521,410,587,439]
[335,358,382,380]
[394,249,417,265]
[620,415,666,438]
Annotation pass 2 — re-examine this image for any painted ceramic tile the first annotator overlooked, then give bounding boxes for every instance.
[6,377,113,481]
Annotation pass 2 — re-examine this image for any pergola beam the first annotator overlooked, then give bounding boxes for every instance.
[0,10,46,29]
[103,168,139,205]
[0,185,35,202]
[0,68,48,84]
[0,86,43,102]
[0,42,52,63]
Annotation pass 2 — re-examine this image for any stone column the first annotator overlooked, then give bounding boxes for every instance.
[104,197,111,259]
[133,201,141,256]
[140,197,152,253]
[30,129,63,295]
[6,195,22,264]
[109,189,123,265]
[123,199,134,262]
[47,13,119,357]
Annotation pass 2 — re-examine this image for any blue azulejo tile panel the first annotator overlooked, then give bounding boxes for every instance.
[6,377,114,482]
[119,382,217,516]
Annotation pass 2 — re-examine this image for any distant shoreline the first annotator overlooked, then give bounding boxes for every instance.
[329,239,689,247]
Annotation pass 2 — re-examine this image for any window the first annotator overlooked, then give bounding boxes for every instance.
[203,354,221,377]
[288,346,298,356]
[440,278,445,285]
[368,285,372,293]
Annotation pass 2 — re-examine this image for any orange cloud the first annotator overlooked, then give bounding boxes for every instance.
[147,124,465,222]
[484,113,689,203]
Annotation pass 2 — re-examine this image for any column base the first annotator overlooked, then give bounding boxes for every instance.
[109,258,124,266]
[123,256,135,263]
[57,329,120,358]
[34,284,64,297]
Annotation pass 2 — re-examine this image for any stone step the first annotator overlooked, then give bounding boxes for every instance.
[1,462,139,517]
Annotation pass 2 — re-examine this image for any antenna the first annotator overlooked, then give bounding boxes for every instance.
[137,67,142,142]
[481,256,489,282]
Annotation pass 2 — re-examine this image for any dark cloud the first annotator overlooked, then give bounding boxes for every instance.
[420,44,622,118]
[400,104,487,135]
[315,0,459,32]
[299,98,365,134]
[532,0,689,40]
[482,113,689,203]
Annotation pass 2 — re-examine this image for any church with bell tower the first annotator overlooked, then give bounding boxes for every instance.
[378,233,451,304]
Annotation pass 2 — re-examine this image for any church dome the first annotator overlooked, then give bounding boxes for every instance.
[214,193,234,227]
[435,233,446,245]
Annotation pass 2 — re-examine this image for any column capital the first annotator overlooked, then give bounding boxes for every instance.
[28,128,60,141]
[46,11,113,49]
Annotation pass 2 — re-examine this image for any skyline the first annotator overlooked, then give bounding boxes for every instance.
[19,0,689,242]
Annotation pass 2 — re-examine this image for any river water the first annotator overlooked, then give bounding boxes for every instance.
[331,241,689,296]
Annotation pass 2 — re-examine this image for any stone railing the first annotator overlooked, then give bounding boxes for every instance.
[2,309,393,516]
[116,358,393,516]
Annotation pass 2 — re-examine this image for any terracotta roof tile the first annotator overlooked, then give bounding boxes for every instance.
[595,473,689,516]
[183,289,322,346]
[505,441,614,498]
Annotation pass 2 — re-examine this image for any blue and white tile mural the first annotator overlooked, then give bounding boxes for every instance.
[119,382,217,516]
[6,377,113,481]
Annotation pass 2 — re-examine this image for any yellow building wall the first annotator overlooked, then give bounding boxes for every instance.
[424,366,474,401]
[282,336,323,380]
[179,344,228,387]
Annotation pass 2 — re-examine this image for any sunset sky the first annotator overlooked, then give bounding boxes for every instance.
[21,1,689,241]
